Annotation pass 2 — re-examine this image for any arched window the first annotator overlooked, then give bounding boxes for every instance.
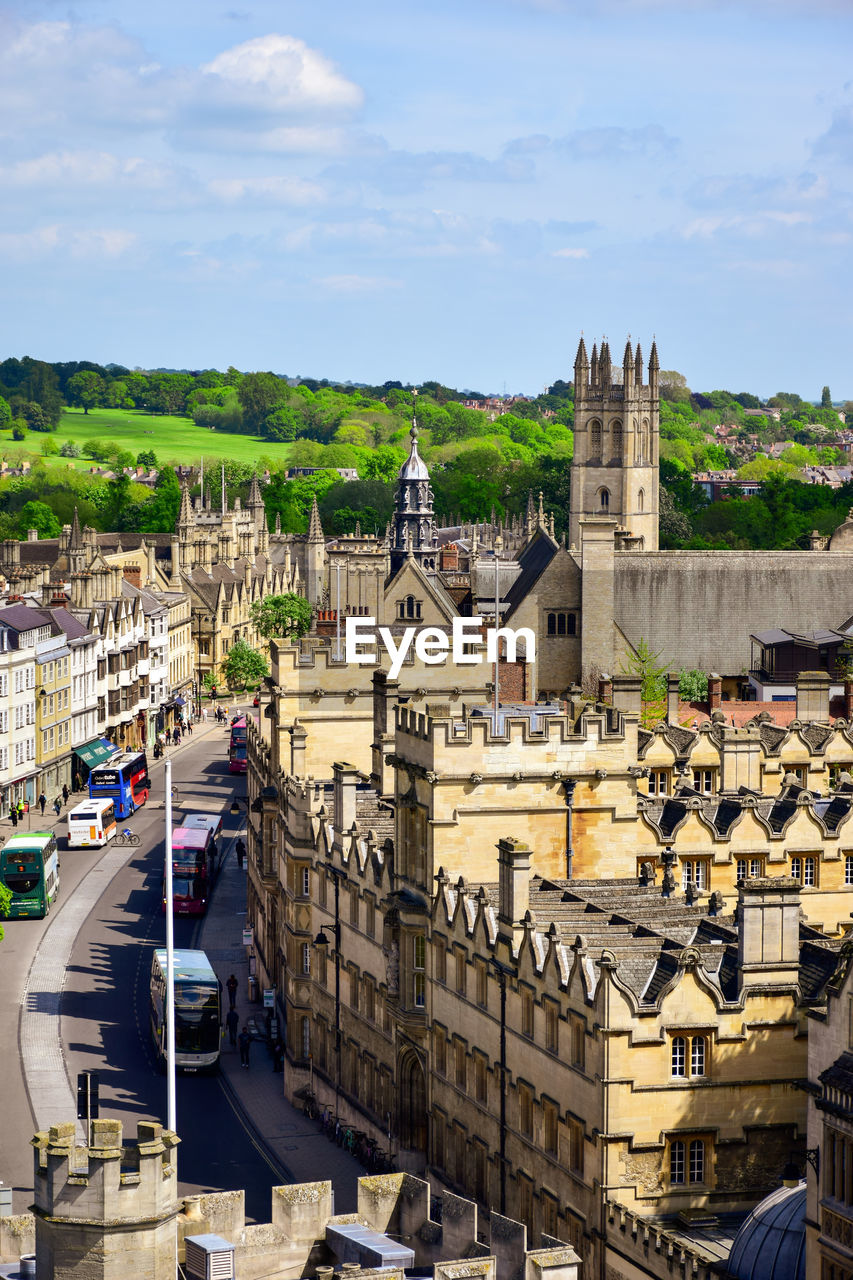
[590,421,602,461]
[547,613,556,635]
[557,613,566,635]
[638,488,645,513]
[599,488,610,512]
[611,421,623,462]
[640,419,650,464]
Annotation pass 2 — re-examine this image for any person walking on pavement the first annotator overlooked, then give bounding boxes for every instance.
[186,719,193,736]
[235,837,246,870]
[38,792,46,816]
[62,783,69,806]
[272,1039,284,1073]
[9,804,17,828]
[226,973,239,1010]
[238,1026,251,1068]
[226,1007,239,1047]
[53,797,61,817]
[17,800,25,823]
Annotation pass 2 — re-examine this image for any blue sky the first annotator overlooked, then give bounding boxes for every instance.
[1,0,852,396]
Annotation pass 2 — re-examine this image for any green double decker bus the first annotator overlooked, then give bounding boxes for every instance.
[0,832,60,918]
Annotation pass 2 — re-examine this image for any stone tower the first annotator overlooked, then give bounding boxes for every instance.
[32,1118,180,1280]
[569,335,659,550]
[389,400,437,577]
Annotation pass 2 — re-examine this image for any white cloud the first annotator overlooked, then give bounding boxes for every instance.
[0,150,175,190]
[683,211,812,238]
[201,34,362,113]
[316,274,402,293]
[208,175,326,206]
[0,224,136,261]
[552,247,589,258]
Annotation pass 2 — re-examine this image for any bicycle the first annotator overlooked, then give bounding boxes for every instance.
[302,1092,318,1120]
[113,828,140,847]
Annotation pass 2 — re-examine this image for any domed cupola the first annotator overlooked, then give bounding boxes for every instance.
[726,1180,806,1280]
[389,394,437,575]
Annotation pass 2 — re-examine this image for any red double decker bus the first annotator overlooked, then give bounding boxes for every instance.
[163,826,218,916]
[228,716,247,774]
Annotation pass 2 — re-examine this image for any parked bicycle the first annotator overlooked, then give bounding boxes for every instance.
[302,1091,318,1120]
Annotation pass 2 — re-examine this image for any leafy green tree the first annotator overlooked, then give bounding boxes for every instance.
[620,638,668,706]
[221,639,269,690]
[0,878,11,940]
[362,445,406,482]
[21,360,62,425]
[20,402,53,432]
[136,449,157,468]
[659,370,691,403]
[67,370,106,414]
[659,486,692,548]
[250,594,312,643]
[17,501,61,538]
[821,386,833,410]
[679,669,709,702]
[11,424,26,441]
[0,396,11,428]
[238,372,288,434]
[59,441,81,458]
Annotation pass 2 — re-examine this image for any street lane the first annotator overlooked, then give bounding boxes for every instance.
[4,719,289,1220]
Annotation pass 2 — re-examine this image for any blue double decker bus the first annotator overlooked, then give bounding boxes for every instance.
[89,750,150,819]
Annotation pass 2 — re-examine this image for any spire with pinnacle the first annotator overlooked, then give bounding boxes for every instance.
[70,506,83,549]
[248,473,264,510]
[307,492,324,542]
[389,386,435,576]
[177,480,192,531]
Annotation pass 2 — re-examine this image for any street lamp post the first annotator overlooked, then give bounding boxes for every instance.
[164,758,176,1134]
[314,863,346,1119]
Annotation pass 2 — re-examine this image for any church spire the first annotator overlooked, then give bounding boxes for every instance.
[248,473,264,511]
[177,480,192,530]
[70,506,83,549]
[307,492,324,542]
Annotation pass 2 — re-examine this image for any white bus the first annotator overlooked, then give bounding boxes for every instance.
[67,798,118,848]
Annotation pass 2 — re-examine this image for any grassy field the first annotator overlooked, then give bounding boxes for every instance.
[36,408,295,469]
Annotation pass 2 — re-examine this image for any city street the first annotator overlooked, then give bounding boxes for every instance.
[1,717,292,1221]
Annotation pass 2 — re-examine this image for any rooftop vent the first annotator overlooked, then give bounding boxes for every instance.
[185,1234,235,1280]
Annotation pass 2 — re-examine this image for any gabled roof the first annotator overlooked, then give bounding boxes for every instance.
[503,528,560,619]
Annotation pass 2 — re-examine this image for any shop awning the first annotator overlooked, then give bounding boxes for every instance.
[74,738,118,769]
[174,696,186,707]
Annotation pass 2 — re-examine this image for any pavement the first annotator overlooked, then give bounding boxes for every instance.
[13,705,364,1215]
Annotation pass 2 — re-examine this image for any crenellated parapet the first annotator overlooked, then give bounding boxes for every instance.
[32,1119,179,1280]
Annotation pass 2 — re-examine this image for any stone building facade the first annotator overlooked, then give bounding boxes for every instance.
[246,687,853,1278]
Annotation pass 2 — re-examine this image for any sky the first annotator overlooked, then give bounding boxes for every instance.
[1,0,852,396]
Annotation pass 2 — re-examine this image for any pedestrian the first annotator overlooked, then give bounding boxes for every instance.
[226,973,239,1010]
[173,727,181,746]
[9,804,17,828]
[235,837,246,870]
[53,797,61,817]
[272,1039,284,1073]
[62,783,69,806]
[186,719,193,736]
[201,708,208,722]
[238,1026,251,1068]
[17,800,25,822]
[73,773,82,793]
[38,792,46,816]
[226,1007,239,1047]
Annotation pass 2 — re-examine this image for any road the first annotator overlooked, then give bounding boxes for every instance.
[3,721,289,1221]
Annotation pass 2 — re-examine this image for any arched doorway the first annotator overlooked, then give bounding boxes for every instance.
[398,1049,427,1152]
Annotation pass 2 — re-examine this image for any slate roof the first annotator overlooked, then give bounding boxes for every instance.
[503,530,560,618]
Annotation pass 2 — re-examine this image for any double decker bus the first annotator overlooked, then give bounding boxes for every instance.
[228,716,247,774]
[67,798,117,848]
[163,826,218,916]
[149,948,221,1073]
[0,832,60,918]
[89,750,150,819]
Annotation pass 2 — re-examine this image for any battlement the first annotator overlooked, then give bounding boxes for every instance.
[394,700,632,761]
[33,1119,179,1223]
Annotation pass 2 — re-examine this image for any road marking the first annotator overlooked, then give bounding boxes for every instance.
[19,841,145,1138]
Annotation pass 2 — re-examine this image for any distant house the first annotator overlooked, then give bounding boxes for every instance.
[286,466,358,483]
[749,626,849,701]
